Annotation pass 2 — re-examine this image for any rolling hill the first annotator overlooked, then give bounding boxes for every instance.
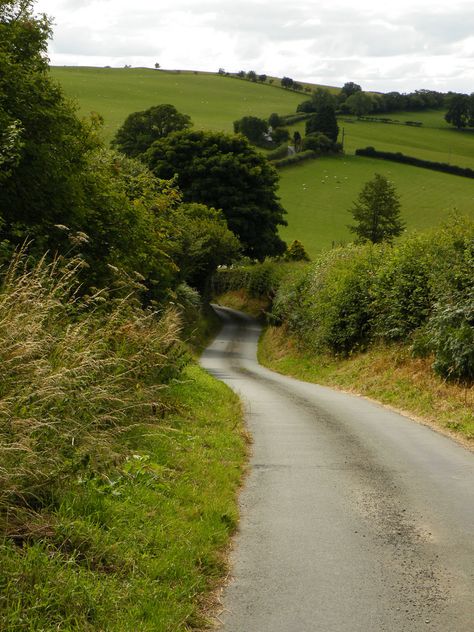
[51,67,474,256]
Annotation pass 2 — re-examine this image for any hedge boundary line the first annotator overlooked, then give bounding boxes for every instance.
[271,149,317,168]
[355,147,474,179]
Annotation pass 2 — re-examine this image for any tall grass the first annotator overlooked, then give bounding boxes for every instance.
[0,251,184,537]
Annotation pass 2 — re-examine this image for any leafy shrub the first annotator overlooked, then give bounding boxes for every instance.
[373,234,434,340]
[272,245,383,355]
[302,132,335,153]
[426,217,474,381]
[272,150,317,168]
[283,240,311,262]
[272,127,291,144]
[267,142,289,161]
[279,113,312,125]
[429,295,474,382]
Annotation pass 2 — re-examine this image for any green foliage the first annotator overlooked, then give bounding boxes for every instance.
[212,260,291,300]
[305,105,339,142]
[278,217,474,379]
[286,245,383,355]
[345,92,374,117]
[425,217,474,381]
[0,252,185,528]
[162,202,241,290]
[266,142,289,161]
[272,126,290,144]
[233,115,268,144]
[348,173,404,244]
[284,240,310,261]
[145,130,287,259]
[111,103,192,158]
[429,296,474,382]
[0,2,100,255]
[302,132,335,153]
[271,149,316,168]
[268,112,282,128]
[444,93,474,129]
[373,233,434,339]
[340,82,362,99]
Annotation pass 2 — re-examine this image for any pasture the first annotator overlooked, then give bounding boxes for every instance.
[278,154,474,256]
[51,67,304,142]
[52,67,474,256]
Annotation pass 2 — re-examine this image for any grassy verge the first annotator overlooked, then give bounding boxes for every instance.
[0,256,247,630]
[259,325,473,446]
[0,363,246,631]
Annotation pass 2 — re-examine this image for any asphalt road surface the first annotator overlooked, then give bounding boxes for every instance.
[200,306,474,632]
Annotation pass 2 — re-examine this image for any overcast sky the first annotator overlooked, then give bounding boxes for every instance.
[35,0,473,93]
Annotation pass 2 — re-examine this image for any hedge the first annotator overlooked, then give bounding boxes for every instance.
[272,150,317,168]
[279,113,313,125]
[355,147,474,179]
[266,142,290,161]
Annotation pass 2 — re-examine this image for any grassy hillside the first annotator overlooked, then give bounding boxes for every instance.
[52,67,474,256]
[51,67,304,142]
[278,154,474,256]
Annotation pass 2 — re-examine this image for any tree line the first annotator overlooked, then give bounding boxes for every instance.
[0,1,289,312]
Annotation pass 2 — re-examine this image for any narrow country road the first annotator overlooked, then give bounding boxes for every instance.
[200,306,474,632]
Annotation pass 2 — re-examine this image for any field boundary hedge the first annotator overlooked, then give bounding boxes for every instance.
[272,149,317,168]
[355,147,474,179]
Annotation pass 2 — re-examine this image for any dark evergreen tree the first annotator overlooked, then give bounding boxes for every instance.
[306,105,339,142]
[348,174,404,244]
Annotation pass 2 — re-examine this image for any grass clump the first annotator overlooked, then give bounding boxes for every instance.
[0,252,246,630]
[0,251,183,536]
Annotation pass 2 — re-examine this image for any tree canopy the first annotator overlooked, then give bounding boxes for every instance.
[233,116,268,145]
[445,94,474,129]
[306,106,339,142]
[112,104,192,158]
[145,130,287,259]
[0,2,240,301]
[348,174,404,244]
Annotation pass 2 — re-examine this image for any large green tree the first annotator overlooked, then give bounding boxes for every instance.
[348,174,404,244]
[444,94,473,129]
[112,104,191,158]
[305,105,339,143]
[233,116,268,145]
[0,2,240,302]
[345,91,374,117]
[145,130,287,259]
[0,0,100,256]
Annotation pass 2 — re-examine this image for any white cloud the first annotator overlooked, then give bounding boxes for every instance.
[35,0,474,92]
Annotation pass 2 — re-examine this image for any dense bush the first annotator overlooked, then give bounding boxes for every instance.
[215,217,474,381]
[355,147,474,179]
[302,132,335,153]
[272,150,317,168]
[373,234,434,340]
[285,245,383,355]
[279,113,312,125]
[266,142,289,161]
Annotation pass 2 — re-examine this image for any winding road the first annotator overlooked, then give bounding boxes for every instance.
[200,306,474,632]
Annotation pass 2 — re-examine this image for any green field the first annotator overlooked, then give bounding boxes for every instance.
[51,67,304,142]
[278,155,474,255]
[289,110,474,169]
[52,67,474,256]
